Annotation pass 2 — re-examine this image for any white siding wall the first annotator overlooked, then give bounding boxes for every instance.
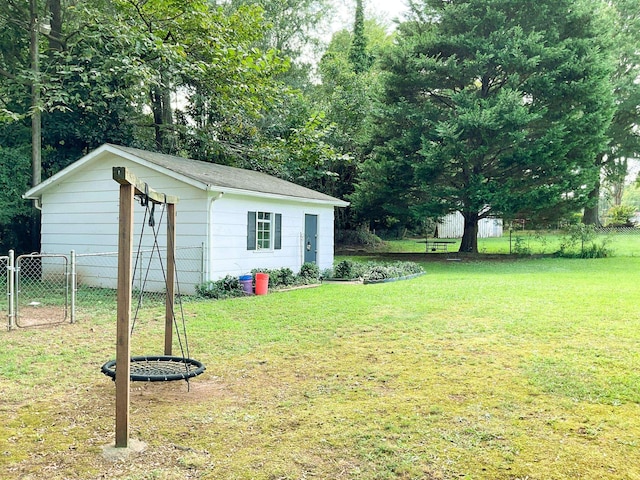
[208,194,335,280]
[39,154,209,293]
[38,153,339,292]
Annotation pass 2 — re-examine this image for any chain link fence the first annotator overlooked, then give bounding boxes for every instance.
[1,254,9,327]
[594,226,640,235]
[3,245,204,328]
[74,245,204,321]
[15,253,69,327]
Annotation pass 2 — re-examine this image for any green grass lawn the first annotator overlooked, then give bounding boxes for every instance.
[1,254,640,479]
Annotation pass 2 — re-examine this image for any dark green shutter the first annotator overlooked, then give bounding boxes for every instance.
[274,213,282,250]
[247,211,256,250]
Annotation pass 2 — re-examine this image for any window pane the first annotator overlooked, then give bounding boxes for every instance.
[256,211,271,249]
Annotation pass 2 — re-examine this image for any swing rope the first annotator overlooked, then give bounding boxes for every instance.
[101,185,205,384]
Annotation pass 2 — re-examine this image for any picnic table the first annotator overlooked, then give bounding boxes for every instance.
[418,239,457,253]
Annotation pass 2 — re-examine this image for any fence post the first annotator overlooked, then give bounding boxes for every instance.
[7,250,15,330]
[70,250,76,324]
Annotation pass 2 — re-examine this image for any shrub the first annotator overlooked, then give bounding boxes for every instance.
[298,262,320,282]
[334,260,356,279]
[606,205,636,227]
[366,265,389,282]
[196,275,244,299]
[336,228,384,247]
[557,224,612,258]
[330,260,424,283]
[270,268,296,287]
[251,265,320,289]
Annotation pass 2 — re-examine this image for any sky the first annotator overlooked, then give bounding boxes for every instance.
[331,0,409,33]
[368,0,409,24]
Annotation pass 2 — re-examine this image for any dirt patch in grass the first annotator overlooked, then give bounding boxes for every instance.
[15,305,67,328]
[128,377,232,404]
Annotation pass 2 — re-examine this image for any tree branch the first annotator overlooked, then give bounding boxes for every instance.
[0,66,30,86]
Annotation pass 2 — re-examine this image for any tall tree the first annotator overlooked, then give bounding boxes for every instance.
[582,0,640,226]
[221,0,332,60]
[348,0,369,74]
[354,0,615,252]
[0,0,292,251]
[314,16,392,228]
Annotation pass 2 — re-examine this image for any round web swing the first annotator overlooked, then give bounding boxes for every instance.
[101,173,205,384]
[101,355,205,382]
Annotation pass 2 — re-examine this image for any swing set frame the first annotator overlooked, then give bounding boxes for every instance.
[110,166,204,448]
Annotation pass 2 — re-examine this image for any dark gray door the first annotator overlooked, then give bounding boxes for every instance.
[304,214,318,264]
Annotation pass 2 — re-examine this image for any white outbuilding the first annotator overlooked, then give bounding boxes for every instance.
[436,211,503,238]
[23,144,349,294]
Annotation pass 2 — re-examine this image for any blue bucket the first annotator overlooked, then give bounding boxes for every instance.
[239,274,253,294]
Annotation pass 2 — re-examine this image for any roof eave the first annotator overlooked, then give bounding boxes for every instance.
[206,185,349,207]
[23,144,115,199]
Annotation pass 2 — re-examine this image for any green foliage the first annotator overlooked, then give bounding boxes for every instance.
[336,227,384,247]
[298,262,320,282]
[512,236,532,256]
[314,18,393,229]
[510,231,551,255]
[0,146,39,252]
[250,264,320,289]
[598,0,640,185]
[333,260,356,279]
[362,261,424,282]
[605,205,637,227]
[251,267,296,288]
[355,0,616,252]
[622,182,640,209]
[196,275,244,299]
[558,224,612,258]
[0,146,31,225]
[222,0,333,60]
[348,0,371,74]
[328,259,424,281]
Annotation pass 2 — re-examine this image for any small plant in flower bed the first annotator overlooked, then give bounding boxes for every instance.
[298,262,320,283]
[251,267,296,288]
[252,263,320,289]
[196,275,244,299]
[327,260,424,282]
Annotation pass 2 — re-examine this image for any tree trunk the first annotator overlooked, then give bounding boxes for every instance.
[582,181,602,227]
[582,153,604,227]
[150,84,173,152]
[30,0,41,187]
[46,0,64,51]
[459,211,479,253]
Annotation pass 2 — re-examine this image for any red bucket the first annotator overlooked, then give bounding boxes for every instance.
[254,272,269,295]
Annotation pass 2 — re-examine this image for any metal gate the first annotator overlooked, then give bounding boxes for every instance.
[15,253,69,328]
[1,253,11,329]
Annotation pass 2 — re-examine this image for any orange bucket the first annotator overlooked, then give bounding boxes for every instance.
[255,272,269,295]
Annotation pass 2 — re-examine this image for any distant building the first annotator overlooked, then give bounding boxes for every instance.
[436,212,503,238]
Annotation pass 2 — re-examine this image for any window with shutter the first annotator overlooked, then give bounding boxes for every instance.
[247,211,282,250]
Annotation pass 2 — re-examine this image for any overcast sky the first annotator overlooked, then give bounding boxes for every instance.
[368,0,408,23]
[330,0,409,33]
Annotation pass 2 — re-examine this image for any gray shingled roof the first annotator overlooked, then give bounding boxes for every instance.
[111,144,347,205]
